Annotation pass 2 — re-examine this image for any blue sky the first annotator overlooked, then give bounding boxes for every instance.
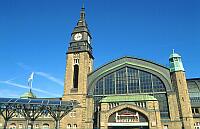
[0,0,199,98]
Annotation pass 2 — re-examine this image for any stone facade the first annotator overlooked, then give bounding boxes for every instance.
[0,116,55,129]
[61,52,93,129]
[171,71,194,129]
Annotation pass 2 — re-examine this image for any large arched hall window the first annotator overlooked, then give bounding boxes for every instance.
[93,67,169,118]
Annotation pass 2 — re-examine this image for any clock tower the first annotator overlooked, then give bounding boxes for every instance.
[61,5,94,129]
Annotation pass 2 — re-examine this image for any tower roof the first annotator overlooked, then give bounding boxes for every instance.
[72,5,90,34]
[80,3,85,20]
[20,90,36,99]
[169,49,181,59]
[67,4,93,58]
[169,49,185,72]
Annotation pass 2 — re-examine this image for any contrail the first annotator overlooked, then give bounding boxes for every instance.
[0,81,60,97]
[17,63,64,86]
[35,72,64,86]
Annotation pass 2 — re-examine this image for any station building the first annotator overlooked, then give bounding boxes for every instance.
[1,6,200,129]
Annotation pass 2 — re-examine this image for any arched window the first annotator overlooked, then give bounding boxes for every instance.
[73,124,77,129]
[9,123,16,129]
[42,123,49,129]
[195,122,200,129]
[94,67,165,95]
[93,67,169,118]
[67,124,71,129]
[73,65,79,88]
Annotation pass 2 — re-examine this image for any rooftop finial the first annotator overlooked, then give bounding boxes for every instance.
[80,0,85,20]
[82,0,85,9]
[172,49,175,54]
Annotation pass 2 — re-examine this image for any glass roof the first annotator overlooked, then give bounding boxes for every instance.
[0,98,75,106]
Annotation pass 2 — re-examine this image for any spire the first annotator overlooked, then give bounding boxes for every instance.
[82,0,85,9]
[80,0,85,20]
[76,0,87,27]
[68,0,93,58]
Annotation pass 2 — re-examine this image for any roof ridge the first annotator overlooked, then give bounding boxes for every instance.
[88,56,168,76]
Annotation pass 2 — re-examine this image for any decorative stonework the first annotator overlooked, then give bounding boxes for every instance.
[99,101,162,129]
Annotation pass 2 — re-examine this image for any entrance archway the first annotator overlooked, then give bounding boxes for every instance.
[107,108,149,129]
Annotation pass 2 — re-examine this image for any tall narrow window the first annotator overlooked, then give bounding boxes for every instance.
[73,64,79,88]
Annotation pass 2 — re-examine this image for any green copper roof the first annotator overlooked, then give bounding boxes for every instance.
[169,49,184,72]
[20,90,36,99]
[169,53,181,59]
[169,49,181,59]
[100,95,157,103]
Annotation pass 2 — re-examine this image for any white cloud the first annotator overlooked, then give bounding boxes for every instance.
[0,80,60,97]
[0,80,29,89]
[35,72,63,86]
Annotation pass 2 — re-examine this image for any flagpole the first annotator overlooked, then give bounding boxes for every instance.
[30,77,32,92]
[28,72,34,92]
[30,80,32,92]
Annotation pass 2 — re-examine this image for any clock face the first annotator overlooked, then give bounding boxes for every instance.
[74,33,82,41]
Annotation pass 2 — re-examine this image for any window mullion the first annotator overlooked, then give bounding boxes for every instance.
[126,67,128,94]
[138,70,141,93]
[115,72,117,94]
[103,77,105,96]
[151,74,154,94]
